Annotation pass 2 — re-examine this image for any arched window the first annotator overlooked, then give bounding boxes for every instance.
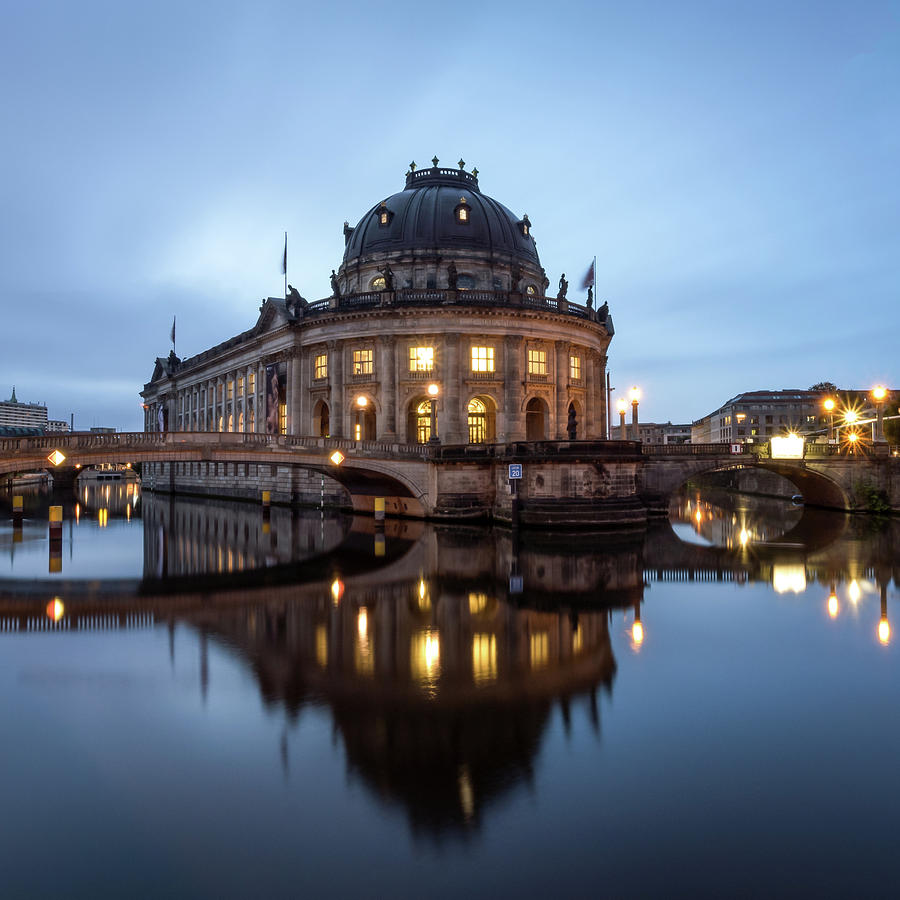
[416,400,432,443]
[467,396,496,443]
[313,400,330,438]
[457,274,476,290]
[526,397,548,440]
[370,275,386,291]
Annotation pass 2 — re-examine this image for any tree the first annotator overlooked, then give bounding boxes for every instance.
[884,416,900,445]
[809,382,839,393]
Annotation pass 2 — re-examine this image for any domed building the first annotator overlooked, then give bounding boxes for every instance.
[142,159,614,450]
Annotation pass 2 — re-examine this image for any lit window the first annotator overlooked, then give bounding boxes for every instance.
[455,198,470,224]
[279,401,287,435]
[314,353,328,379]
[736,413,746,423]
[526,284,536,296]
[352,349,373,376]
[409,346,434,372]
[467,397,487,443]
[371,275,386,291]
[237,376,244,396]
[380,211,388,225]
[416,399,432,443]
[227,380,234,401]
[458,207,468,222]
[471,346,494,373]
[569,355,581,381]
[248,372,255,394]
[528,348,547,375]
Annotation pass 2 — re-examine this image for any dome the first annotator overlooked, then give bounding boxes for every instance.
[342,162,541,269]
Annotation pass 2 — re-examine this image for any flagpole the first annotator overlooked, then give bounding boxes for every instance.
[284,231,288,299]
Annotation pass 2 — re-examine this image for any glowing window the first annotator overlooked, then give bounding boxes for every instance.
[314,353,328,379]
[279,401,287,435]
[227,380,234,401]
[248,372,255,394]
[526,284,536,296]
[569,355,581,381]
[352,349,373,376]
[416,400,432,443]
[409,346,434,372]
[371,275,386,291]
[380,211,389,225]
[237,376,244,395]
[471,346,494,373]
[458,207,468,222]
[528,349,547,375]
[467,397,487,444]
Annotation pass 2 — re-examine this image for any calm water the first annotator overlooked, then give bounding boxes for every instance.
[1,484,898,898]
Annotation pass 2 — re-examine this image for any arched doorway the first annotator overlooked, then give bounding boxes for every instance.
[525,397,548,440]
[313,400,330,437]
[408,398,433,444]
[354,405,376,441]
[467,396,497,443]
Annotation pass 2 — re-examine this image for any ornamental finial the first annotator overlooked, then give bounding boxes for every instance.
[409,160,416,172]
[458,158,465,169]
[432,155,439,167]
[471,167,479,178]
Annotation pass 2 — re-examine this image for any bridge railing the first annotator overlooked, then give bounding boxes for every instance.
[642,443,749,457]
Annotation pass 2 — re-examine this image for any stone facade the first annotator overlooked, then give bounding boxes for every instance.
[141,163,614,467]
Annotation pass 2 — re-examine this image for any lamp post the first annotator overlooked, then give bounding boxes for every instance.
[629,386,641,443]
[823,397,836,442]
[616,398,627,439]
[872,385,888,442]
[427,383,440,444]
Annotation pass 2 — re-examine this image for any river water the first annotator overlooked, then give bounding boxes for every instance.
[1,483,898,898]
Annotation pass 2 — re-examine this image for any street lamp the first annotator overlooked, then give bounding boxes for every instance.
[427,383,440,444]
[872,385,888,442]
[823,397,836,442]
[616,398,627,439]
[629,386,641,443]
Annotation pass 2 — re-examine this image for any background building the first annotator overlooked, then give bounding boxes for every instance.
[0,387,49,432]
[142,161,614,447]
[609,421,691,444]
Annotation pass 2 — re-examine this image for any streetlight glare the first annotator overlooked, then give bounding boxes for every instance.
[629,386,641,403]
[427,383,439,397]
[616,398,628,413]
[872,385,887,402]
[823,398,835,412]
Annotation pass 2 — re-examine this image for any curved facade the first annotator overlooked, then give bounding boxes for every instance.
[142,161,614,446]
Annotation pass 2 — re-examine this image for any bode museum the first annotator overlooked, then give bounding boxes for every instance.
[141,160,614,453]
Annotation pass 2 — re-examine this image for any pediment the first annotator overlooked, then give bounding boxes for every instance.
[253,298,290,336]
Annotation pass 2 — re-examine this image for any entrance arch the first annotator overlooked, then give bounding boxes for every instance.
[408,399,433,444]
[354,406,376,441]
[525,397,549,441]
[467,395,497,443]
[313,400,330,437]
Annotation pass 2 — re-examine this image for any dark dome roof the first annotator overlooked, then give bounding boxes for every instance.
[342,165,541,267]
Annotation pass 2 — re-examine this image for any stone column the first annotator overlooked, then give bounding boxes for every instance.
[502,335,523,442]
[296,350,309,438]
[443,334,462,444]
[289,353,302,436]
[329,340,344,438]
[585,350,596,439]
[378,335,397,440]
[597,354,608,439]
[555,341,569,439]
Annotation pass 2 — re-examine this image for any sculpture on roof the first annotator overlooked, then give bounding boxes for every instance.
[287,285,308,317]
[377,264,395,291]
[447,261,458,290]
[330,269,342,301]
[557,274,568,301]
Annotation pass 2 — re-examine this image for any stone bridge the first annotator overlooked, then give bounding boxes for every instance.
[1,433,897,520]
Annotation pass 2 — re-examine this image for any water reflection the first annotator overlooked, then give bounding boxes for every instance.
[1,487,898,846]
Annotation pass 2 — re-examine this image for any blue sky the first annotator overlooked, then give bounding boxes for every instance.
[2,0,897,429]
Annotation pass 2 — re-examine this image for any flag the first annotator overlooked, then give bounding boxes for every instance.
[580,260,595,290]
[282,232,287,275]
[170,316,176,345]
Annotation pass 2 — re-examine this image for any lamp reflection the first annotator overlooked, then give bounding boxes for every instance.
[827,588,839,620]
[878,586,890,646]
[411,628,441,692]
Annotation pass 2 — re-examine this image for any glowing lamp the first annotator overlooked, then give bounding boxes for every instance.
[356,396,367,407]
[47,450,66,466]
[629,386,641,404]
[46,598,65,622]
[823,398,835,412]
[872,385,887,402]
[878,618,890,645]
[616,398,627,414]
[329,450,345,465]
[427,383,439,397]
[771,434,804,459]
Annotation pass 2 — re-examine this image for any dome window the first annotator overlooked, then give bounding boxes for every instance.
[518,214,531,237]
[370,275,386,291]
[376,202,394,227]
[526,284,537,296]
[457,274,475,290]
[454,197,470,225]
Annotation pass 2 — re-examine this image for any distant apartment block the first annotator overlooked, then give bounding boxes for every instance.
[692,390,826,444]
[0,387,49,431]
